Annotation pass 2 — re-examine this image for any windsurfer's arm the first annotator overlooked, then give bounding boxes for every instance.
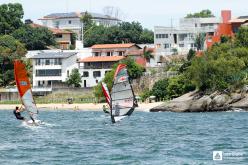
[19,105,25,112]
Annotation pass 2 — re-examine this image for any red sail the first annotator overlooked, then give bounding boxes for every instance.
[14,60,38,114]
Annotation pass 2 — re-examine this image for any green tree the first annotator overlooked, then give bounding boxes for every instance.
[12,25,56,50]
[0,35,27,87]
[143,46,154,62]
[186,9,215,18]
[186,43,245,91]
[80,12,94,32]
[187,48,196,61]
[151,78,169,100]
[195,33,206,50]
[83,21,154,47]
[166,75,195,99]
[139,28,154,43]
[66,68,82,87]
[0,3,24,35]
[235,26,248,47]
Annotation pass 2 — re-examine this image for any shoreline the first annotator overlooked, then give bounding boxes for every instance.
[0,102,163,112]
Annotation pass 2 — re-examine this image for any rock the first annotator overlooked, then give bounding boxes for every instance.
[150,91,248,113]
[211,94,229,107]
[228,93,244,104]
[189,95,212,112]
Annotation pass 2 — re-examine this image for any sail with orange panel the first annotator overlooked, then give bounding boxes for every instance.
[14,60,38,115]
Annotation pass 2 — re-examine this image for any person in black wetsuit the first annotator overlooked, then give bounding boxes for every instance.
[13,106,25,121]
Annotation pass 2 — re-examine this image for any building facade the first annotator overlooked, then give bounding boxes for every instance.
[39,12,121,41]
[78,56,125,87]
[154,17,221,56]
[29,52,78,87]
[78,43,142,87]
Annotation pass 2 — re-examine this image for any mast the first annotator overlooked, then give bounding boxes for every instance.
[110,64,136,123]
[14,60,38,116]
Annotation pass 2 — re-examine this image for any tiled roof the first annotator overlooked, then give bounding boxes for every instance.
[79,56,125,62]
[229,18,248,23]
[30,23,72,34]
[91,43,137,49]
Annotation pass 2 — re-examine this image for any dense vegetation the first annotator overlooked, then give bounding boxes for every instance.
[185,9,215,18]
[187,27,248,92]
[82,16,154,47]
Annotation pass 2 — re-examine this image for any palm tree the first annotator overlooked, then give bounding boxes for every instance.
[143,46,154,63]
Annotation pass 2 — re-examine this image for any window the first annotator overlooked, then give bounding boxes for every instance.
[45,59,50,65]
[164,44,170,48]
[119,51,124,56]
[68,20,72,24]
[67,70,69,77]
[94,52,100,56]
[96,80,98,84]
[36,69,61,77]
[54,21,59,28]
[82,71,89,77]
[93,71,101,77]
[106,52,113,56]
[179,44,184,47]
[156,34,168,39]
[54,59,62,65]
[35,59,41,65]
[55,34,63,38]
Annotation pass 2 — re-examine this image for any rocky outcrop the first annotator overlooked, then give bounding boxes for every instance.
[150,90,248,112]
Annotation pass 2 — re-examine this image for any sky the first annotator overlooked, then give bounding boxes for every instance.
[0,0,247,30]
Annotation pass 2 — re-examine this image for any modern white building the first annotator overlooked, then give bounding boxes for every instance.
[29,52,78,87]
[39,12,121,41]
[154,17,221,56]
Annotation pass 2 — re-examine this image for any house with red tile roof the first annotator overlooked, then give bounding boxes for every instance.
[78,43,146,87]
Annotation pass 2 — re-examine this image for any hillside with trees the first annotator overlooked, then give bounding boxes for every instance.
[82,14,154,47]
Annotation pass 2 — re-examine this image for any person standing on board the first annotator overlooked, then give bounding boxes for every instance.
[13,106,25,121]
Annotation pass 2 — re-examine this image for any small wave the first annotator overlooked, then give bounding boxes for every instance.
[227,108,246,112]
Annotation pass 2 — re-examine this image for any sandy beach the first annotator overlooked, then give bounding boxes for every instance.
[0,102,163,112]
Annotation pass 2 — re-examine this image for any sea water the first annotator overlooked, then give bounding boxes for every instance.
[0,110,248,164]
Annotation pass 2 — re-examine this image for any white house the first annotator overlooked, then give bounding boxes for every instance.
[78,43,145,87]
[39,12,121,42]
[29,52,78,87]
[78,56,125,88]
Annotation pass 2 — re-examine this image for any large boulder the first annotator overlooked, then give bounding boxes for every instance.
[211,94,229,107]
[189,95,212,112]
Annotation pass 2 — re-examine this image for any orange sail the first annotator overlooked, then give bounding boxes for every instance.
[14,60,38,114]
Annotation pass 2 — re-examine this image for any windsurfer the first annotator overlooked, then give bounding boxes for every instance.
[13,106,25,121]
[103,105,109,114]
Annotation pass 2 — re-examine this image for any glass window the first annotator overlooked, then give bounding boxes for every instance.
[68,20,72,24]
[45,59,50,65]
[82,71,89,77]
[179,44,184,47]
[36,69,61,77]
[93,71,101,77]
[164,44,170,48]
